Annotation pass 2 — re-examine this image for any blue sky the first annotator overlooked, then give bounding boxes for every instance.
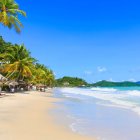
[1,0,140,83]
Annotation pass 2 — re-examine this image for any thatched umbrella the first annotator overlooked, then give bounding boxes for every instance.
[36,84,45,87]
[36,84,46,92]
[9,81,18,86]
[0,74,7,87]
[18,80,26,86]
[0,74,7,82]
[5,81,18,87]
[0,74,7,94]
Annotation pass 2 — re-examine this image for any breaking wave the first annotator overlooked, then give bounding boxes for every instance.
[59,87,140,116]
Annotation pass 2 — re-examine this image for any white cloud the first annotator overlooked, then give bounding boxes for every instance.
[84,70,93,75]
[97,67,107,73]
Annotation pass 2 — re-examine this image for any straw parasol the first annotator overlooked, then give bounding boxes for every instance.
[0,74,7,82]
[18,80,26,85]
[5,81,18,87]
[0,74,7,86]
[36,84,45,87]
[9,81,18,86]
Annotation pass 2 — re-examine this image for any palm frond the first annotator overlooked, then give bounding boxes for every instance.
[8,9,26,16]
[0,0,26,32]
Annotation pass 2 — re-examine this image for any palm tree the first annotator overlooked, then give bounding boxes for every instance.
[32,67,46,84]
[45,69,55,87]
[0,0,26,33]
[0,36,12,54]
[0,44,36,82]
[33,63,55,87]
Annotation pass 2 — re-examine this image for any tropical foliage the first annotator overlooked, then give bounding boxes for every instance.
[0,36,12,53]
[0,36,55,87]
[32,63,55,87]
[0,0,26,33]
[90,80,140,87]
[56,76,88,87]
[0,44,35,81]
[0,1,55,90]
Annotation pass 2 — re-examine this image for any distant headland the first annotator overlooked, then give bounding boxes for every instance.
[55,76,140,87]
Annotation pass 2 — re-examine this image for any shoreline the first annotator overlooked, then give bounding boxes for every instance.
[0,91,96,140]
[54,88,140,140]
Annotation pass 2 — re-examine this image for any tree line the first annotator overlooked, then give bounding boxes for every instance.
[0,36,55,87]
[0,0,55,89]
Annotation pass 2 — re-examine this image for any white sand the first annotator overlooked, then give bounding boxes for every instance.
[0,91,96,140]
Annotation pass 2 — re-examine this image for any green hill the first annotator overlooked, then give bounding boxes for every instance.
[55,76,87,87]
[91,80,140,87]
[55,77,140,87]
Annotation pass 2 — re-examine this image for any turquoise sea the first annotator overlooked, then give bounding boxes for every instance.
[52,87,140,140]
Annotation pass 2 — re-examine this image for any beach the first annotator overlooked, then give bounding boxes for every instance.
[1,88,140,140]
[1,0,140,140]
[0,90,95,140]
[54,88,140,140]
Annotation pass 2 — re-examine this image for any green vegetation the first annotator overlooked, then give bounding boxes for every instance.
[0,44,36,81]
[56,78,140,87]
[56,76,88,87]
[0,36,11,52]
[0,0,26,33]
[0,36,55,88]
[33,63,55,87]
[0,1,140,90]
[90,80,140,87]
[0,1,55,91]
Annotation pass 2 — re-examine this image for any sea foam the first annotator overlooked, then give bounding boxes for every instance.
[59,87,140,116]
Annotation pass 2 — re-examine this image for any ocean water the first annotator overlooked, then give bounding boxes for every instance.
[53,87,140,140]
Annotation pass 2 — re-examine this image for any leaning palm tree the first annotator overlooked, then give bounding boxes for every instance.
[33,63,55,87]
[45,70,55,87]
[32,68,46,84]
[0,44,36,82]
[0,0,26,33]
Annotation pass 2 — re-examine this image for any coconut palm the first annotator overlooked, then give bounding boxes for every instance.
[32,68,46,84]
[45,69,55,87]
[32,63,55,87]
[0,44,36,81]
[0,0,26,33]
